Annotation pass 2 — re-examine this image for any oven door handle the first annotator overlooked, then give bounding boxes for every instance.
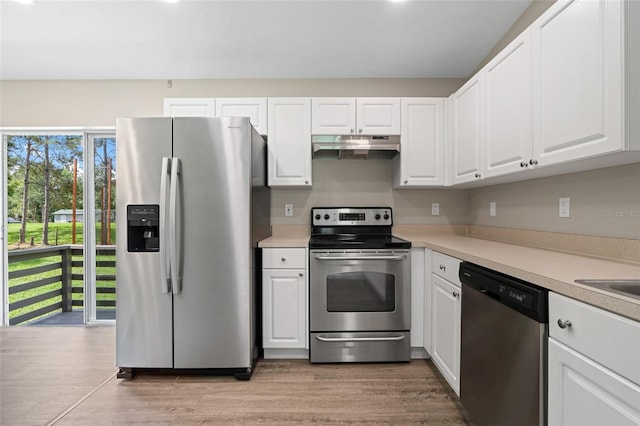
[315,335,406,343]
[313,254,407,261]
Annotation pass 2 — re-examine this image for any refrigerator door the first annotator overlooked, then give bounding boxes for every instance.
[171,117,253,369]
[116,117,174,368]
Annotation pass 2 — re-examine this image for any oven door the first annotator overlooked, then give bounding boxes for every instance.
[310,249,411,332]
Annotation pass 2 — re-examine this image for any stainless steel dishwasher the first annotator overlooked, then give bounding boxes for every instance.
[458,262,548,426]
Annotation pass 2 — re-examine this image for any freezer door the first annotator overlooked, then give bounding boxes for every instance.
[171,117,253,369]
[116,117,173,368]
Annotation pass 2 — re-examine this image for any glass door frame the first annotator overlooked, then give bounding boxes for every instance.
[0,127,114,326]
[84,131,116,325]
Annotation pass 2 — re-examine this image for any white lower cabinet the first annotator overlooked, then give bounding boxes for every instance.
[262,248,308,359]
[548,292,640,426]
[430,252,462,395]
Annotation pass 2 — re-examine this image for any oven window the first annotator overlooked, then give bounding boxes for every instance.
[326,272,395,312]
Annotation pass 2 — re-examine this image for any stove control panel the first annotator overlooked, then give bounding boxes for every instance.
[311,207,392,226]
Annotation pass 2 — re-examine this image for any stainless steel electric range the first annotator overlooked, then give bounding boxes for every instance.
[308,207,412,363]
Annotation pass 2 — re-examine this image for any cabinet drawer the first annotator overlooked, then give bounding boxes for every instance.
[263,248,306,269]
[432,252,461,286]
[549,292,640,386]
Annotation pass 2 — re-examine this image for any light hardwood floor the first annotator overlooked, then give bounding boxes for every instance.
[1,326,472,425]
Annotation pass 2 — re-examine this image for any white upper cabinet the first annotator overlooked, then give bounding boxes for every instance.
[163,98,216,117]
[215,98,268,135]
[356,98,401,135]
[393,98,446,187]
[531,0,624,166]
[311,98,356,135]
[483,30,533,178]
[267,98,312,187]
[450,75,483,185]
[312,97,400,135]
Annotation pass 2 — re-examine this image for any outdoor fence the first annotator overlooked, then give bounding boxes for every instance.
[7,245,116,325]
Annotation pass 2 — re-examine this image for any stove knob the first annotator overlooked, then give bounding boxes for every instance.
[383,213,390,220]
[315,214,321,220]
[324,214,330,220]
[375,213,381,220]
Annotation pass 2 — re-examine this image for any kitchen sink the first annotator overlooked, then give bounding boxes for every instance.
[575,279,640,300]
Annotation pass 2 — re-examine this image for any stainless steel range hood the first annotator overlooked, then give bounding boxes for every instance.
[312,135,400,159]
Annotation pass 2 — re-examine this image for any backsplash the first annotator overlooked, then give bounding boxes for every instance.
[270,158,469,226]
[467,163,640,240]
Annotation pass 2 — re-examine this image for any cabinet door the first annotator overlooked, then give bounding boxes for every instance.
[431,274,461,395]
[531,0,624,166]
[548,339,640,426]
[356,98,401,135]
[267,98,312,187]
[163,98,215,117]
[262,269,306,349]
[483,30,533,178]
[311,98,356,135]
[450,76,483,185]
[215,98,267,135]
[395,98,445,187]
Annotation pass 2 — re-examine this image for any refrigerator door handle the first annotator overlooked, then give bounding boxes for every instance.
[159,157,172,294]
[169,157,182,294]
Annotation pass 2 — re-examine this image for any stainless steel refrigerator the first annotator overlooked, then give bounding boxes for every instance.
[115,117,270,380]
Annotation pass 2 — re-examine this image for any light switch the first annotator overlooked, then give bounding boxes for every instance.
[559,197,570,218]
[284,204,293,217]
[432,203,440,216]
[489,202,496,217]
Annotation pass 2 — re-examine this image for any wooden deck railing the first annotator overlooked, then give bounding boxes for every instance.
[8,245,116,325]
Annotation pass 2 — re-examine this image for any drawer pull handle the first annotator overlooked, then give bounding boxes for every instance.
[557,319,572,329]
[452,291,459,298]
[439,264,446,271]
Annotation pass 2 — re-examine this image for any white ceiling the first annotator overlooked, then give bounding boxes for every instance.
[0,0,533,80]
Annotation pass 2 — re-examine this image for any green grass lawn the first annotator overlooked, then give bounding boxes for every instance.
[6,222,116,247]
[7,222,116,324]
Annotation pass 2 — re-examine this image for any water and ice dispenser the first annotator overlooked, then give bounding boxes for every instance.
[127,205,160,252]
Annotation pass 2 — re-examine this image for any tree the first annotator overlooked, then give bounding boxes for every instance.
[19,137,34,244]
[7,134,82,246]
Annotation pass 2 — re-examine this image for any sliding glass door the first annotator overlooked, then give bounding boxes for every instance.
[1,129,115,325]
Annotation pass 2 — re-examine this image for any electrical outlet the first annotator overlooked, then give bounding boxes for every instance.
[432,203,440,216]
[559,197,570,218]
[284,204,293,217]
[489,202,496,217]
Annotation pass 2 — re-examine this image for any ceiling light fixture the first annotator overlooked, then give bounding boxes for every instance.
[13,0,35,4]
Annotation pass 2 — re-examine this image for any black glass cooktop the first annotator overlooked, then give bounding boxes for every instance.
[308,234,411,250]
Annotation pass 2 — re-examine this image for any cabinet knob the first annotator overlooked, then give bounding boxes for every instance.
[281,257,286,262]
[557,319,572,329]
[350,128,355,133]
[404,179,408,184]
[298,273,303,277]
[520,161,528,168]
[358,128,363,133]
[439,264,446,271]
[305,180,309,184]
[529,159,538,166]
[452,291,460,298]
[475,173,481,179]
